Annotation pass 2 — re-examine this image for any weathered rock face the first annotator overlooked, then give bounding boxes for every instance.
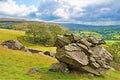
[87,36,105,45]
[0,40,55,58]
[50,34,113,76]
[1,40,23,50]
[1,40,30,53]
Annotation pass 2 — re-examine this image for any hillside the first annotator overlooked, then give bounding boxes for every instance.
[0,29,25,43]
[0,18,25,21]
[0,29,56,52]
[0,28,120,79]
[1,18,120,31]
[0,46,120,80]
[0,46,57,80]
[0,18,66,30]
[0,18,119,40]
[60,23,120,31]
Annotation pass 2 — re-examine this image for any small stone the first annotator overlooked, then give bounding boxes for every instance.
[29,68,39,73]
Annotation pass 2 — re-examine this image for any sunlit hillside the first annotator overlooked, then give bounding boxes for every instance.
[0,29,56,52]
[0,46,120,80]
[0,46,57,80]
[0,29,25,43]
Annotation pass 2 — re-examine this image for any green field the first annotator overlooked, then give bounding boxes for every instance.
[0,29,56,52]
[0,29,25,43]
[0,46,120,80]
[0,29,120,80]
[105,40,120,45]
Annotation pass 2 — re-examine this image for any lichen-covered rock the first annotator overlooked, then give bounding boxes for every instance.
[50,34,113,76]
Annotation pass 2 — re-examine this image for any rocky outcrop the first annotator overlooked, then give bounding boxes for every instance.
[0,40,42,53]
[1,40,30,52]
[0,40,56,57]
[50,34,113,76]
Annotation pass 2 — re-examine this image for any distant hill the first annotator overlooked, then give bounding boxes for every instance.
[60,23,120,31]
[0,18,67,30]
[0,18,25,21]
[0,18,26,29]
[0,18,120,31]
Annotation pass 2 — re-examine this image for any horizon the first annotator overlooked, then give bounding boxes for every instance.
[0,0,120,25]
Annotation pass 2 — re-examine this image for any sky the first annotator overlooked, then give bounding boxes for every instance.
[0,0,120,25]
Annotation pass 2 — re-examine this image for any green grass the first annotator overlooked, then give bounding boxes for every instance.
[0,28,120,80]
[105,40,120,45]
[0,46,57,80]
[79,31,103,38]
[0,47,120,80]
[0,29,25,43]
[0,29,56,52]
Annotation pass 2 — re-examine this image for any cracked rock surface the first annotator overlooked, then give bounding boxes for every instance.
[49,34,113,76]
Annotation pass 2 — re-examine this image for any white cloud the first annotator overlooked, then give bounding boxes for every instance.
[0,0,37,17]
[53,8,69,19]
[38,0,111,20]
[1,0,119,25]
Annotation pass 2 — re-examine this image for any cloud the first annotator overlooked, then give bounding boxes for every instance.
[0,0,37,17]
[34,0,120,25]
[78,0,120,22]
[36,0,111,21]
[1,0,120,25]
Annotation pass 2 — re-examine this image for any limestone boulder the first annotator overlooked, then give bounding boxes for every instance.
[49,34,113,76]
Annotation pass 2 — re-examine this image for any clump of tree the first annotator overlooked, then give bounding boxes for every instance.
[24,23,69,46]
[12,22,29,31]
[104,42,120,63]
